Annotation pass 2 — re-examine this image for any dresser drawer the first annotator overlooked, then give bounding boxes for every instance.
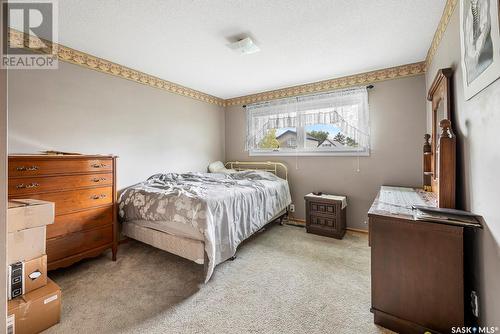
[309,201,337,215]
[9,158,113,177]
[8,172,113,195]
[11,186,113,215]
[47,225,113,262]
[47,206,114,239]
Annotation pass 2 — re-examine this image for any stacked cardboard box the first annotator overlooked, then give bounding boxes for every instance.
[7,199,62,334]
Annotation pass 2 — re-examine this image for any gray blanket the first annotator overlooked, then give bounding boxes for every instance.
[118,170,291,281]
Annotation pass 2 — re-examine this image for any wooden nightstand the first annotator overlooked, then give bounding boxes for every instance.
[304,193,347,239]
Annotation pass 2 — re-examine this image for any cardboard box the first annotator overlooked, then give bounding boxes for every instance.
[8,255,48,300]
[24,255,48,293]
[7,279,61,334]
[7,226,46,265]
[8,199,54,233]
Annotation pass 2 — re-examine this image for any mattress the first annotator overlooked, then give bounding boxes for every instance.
[118,170,291,281]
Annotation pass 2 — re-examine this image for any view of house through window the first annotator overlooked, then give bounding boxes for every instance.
[247,88,369,156]
[258,123,360,151]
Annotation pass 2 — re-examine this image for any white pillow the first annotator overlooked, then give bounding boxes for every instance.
[208,161,225,172]
[208,161,237,174]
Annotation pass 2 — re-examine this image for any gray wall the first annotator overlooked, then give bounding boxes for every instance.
[8,62,225,189]
[1,57,7,330]
[225,75,427,230]
[425,7,500,326]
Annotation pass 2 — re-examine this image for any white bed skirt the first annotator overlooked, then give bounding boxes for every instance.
[122,208,288,266]
[122,222,205,264]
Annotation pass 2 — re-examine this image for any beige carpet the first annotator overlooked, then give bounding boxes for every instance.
[46,224,391,334]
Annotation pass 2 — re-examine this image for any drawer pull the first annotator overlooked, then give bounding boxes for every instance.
[90,194,107,200]
[16,182,40,189]
[91,177,107,183]
[90,162,106,168]
[16,166,39,172]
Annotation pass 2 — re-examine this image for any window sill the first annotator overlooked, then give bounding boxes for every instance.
[249,150,370,157]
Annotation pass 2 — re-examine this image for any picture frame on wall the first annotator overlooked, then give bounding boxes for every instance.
[460,0,500,100]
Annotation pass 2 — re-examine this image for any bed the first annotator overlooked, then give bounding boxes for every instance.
[118,161,291,282]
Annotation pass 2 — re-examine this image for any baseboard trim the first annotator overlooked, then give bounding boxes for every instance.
[287,218,368,234]
[287,218,305,226]
[118,237,130,245]
[346,227,369,234]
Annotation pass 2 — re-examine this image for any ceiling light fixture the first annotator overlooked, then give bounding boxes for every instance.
[228,37,260,55]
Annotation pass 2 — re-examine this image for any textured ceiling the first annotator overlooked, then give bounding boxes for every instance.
[53,1,444,98]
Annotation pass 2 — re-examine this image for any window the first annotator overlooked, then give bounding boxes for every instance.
[245,87,370,156]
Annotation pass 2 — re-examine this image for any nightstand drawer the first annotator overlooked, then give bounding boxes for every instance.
[309,202,337,215]
[309,214,337,229]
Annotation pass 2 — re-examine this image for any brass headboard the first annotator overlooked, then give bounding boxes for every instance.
[225,161,288,181]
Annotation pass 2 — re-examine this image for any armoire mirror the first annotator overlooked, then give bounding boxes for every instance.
[426,68,456,208]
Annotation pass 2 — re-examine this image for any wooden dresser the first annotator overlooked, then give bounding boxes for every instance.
[8,155,118,270]
[368,186,464,333]
[305,193,346,239]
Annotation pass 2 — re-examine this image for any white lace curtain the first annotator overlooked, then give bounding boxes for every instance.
[245,86,370,151]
